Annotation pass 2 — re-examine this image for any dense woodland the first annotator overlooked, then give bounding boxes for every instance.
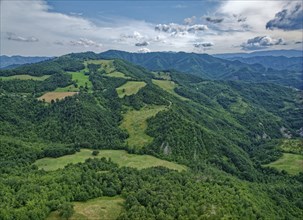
[0,53,302,219]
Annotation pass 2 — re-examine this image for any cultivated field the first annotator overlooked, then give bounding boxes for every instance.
[116,81,146,98]
[47,196,124,220]
[0,74,50,81]
[265,153,303,175]
[120,105,167,148]
[152,79,189,101]
[34,149,186,171]
[38,92,78,102]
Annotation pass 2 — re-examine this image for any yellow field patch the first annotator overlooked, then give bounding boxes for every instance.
[38,92,77,102]
[47,196,124,220]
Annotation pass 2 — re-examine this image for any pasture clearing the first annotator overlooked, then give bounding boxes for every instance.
[152,79,189,101]
[116,81,146,98]
[47,196,124,220]
[264,153,303,175]
[120,105,167,149]
[38,92,77,102]
[34,149,186,171]
[0,75,50,81]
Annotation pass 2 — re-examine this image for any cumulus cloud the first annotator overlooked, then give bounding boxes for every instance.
[184,16,196,25]
[137,48,151,53]
[7,32,39,42]
[240,36,286,50]
[205,17,224,23]
[155,23,208,35]
[135,41,149,47]
[266,2,303,31]
[69,38,102,48]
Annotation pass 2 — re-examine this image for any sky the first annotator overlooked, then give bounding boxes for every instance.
[1,0,302,56]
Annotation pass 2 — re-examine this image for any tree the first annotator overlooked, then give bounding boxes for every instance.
[92,150,99,156]
[58,203,74,220]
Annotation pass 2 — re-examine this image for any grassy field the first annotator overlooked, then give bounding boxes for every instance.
[152,71,171,80]
[152,79,189,101]
[86,59,131,79]
[38,92,78,102]
[116,81,146,98]
[264,153,303,175]
[55,71,92,92]
[34,149,186,171]
[47,196,124,220]
[0,75,50,81]
[120,105,167,149]
[279,139,303,155]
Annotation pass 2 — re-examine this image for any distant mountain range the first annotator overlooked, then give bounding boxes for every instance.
[0,55,51,69]
[1,50,302,89]
[224,56,303,71]
[214,50,303,58]
[98,50,302,89]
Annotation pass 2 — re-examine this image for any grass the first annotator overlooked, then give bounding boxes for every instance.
[107,71,130,79]
[55,71,92,92]
[116,81,146,98]
[0,75,50,81]
[152,71,171,80]
[152,79,189,101]
[38,92,78,102]
[34,149,187,171]
[47,196,124,220]
[279,139,303,155]
[120,105,167,149]
[264,153,303,175]
[86,60,131,79]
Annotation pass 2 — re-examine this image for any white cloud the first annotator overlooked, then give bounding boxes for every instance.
[0,0,301,55]
[137,48,151,53]
[69,38,102,48]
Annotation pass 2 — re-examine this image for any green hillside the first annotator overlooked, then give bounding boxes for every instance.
[0,54,303,219]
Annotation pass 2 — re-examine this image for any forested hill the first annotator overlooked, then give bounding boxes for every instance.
[99,50,303,89]
[0,55,51,69]
[0,53,303,219]
[223,56,303,71]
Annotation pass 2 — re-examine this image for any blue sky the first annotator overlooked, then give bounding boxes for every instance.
[1,0,302,56]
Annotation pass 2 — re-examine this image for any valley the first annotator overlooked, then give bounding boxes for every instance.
[0,53,302,220]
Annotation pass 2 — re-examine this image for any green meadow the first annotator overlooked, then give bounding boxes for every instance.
[116,81,146,98]
[264,153,303,175]
[34,149,186,172]
[152,79,189,101]
[0,74,50,81]
[120,105,167,149]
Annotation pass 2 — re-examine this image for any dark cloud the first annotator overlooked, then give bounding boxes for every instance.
[240,36,286,50]
[193,42,214,48]
[135,41,149,47]
[155,23,208,35]
[295,41,302,44]
[266,3,303,31]
[7,32,38,42]
[205,17,224,24]
[237,17,247,22]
